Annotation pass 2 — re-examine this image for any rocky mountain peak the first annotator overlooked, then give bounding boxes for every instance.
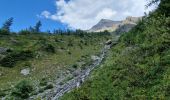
[88,16,142,32]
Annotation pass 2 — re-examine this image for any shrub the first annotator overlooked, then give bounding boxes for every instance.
[0,29,10,35]
[79,44,83,49]
[11,80,34,99]
[0,90,6,97]
[0,50,34,67]
[68,39,74,47]
[44,84,53,90]
[43,44,55,53]
[19,30,31,35]
[68,42,73,47]
[38,88,44,93]
[68,51,72,55]
[39,78,48,86]
[72,64,78,69]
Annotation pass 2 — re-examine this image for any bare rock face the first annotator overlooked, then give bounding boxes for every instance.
[89,19,121,32]
[124,16,142,24]
[21,68,30,76]
[88,16,142,33]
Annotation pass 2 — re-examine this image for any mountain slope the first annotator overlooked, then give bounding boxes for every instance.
[88,16,142,32]
[89,19,121,32]
[61,1,170,99]
[0,32,111,99]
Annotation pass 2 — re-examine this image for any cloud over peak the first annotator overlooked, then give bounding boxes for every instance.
[41,0,150,30]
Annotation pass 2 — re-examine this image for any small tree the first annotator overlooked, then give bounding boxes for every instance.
[1,17,13,32]
[34,21,42,32]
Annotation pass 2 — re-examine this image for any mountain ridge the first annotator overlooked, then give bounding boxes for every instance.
[88,16,142,32]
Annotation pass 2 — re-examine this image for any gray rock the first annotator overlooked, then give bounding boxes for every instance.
[105,40,112,45]
[91,55,100,61]
[0,47,9,54]
[21,68,30,76]
[89,19,121,32]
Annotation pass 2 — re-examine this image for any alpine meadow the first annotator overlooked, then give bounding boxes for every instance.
[0,0,169,100]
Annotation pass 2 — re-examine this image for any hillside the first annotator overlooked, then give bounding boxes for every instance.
[0,31,111,99]
[61,0,170,99]
[0,0,169,99]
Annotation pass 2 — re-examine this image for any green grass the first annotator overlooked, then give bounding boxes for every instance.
[61,3,170,99]
[0,34,110,93]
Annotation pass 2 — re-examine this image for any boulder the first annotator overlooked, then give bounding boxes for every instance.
[91,55,100,61]
[21,68,30,76]
[105,40,112,45]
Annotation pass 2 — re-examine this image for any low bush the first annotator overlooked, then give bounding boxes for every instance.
[39,78,48,86]
[0,50,34,67]
[19,30,31,35]
[68,51,72,55]
[0,90,6,97]
[0,29,10,35]
[11,80,34,99]
[72,64,78,69]
[44,84,53,90]
[41,43,55,53]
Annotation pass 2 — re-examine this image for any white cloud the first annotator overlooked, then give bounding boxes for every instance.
[41,0,154,30]
[41,11,51,18]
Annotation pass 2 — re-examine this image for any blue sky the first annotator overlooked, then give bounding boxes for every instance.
[0,0,67,32]
[0,0,153,32]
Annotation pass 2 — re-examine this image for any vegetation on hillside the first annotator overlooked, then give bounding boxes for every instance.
[61,0,170,99]
[0,17,111,99]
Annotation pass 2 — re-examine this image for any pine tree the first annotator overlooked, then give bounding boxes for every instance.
[34,21,42,32]
[1,17,13,32]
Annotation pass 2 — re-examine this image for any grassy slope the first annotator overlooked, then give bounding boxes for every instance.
[61,6,170,100]
[0,34,110,92]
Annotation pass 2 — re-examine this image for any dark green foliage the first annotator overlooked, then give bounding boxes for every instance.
[39,78,48,86]
[11,80,34,99]
[28,21,42,33]
[68,51,72,55]
[72,64,78,69]
[79,44,83,49]
[61,0,170,99]
[34,21,42,33]
[157,0,170,16]
[0,90,6,97]
[44,84,53,90]
[38,88,44,93]
[0,50,34,67]
[1,17,13,32]
[68,41,74,47]
[43,44,55,53]
[0,29,10,35]
[19,30,31,35]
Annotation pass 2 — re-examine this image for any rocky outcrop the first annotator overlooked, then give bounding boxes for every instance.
[89,19,121,32]
[88,16,142,32]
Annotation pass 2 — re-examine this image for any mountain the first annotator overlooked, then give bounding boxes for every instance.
[89,19,122,32]
[88,16,142,32]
